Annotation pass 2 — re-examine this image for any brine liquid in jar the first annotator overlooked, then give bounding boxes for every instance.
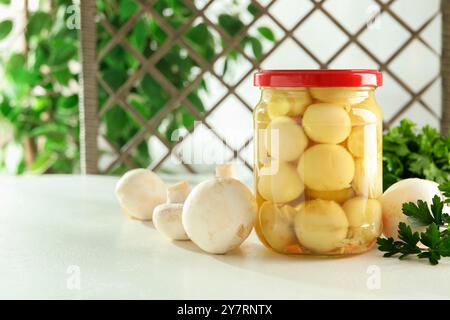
[253,70,383,256]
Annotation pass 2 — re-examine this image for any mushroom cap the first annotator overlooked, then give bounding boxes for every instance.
[380,178,445,239]
[310,87,369,105]
[347,126,365,158]
[305,187,354,204]
[302,103,351,144]
[153,203,189,241]
[167,181,190,204]
[182,177,256,254]
[115,169,167,221]
[266,116,308,161]
[298,144,355,191]
[265,89,311,119]
[259,202,298,253]
[258,161,304,203]
[294,199,349,253]
[352,157,382,198]
[350,94,381,126]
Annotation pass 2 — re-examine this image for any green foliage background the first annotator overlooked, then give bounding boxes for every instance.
[0,0,79,174]
[0,0,274,174]
[383,119,450,190]
[2,0,448,185]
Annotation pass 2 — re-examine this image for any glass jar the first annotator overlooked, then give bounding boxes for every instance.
[253,70,383,256]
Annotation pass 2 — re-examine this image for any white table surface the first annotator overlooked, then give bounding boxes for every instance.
[1,175,449,300]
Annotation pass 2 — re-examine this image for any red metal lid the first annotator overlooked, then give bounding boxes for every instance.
[254,69,383,88]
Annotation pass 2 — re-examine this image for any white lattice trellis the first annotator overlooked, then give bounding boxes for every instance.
[78,0,447,175]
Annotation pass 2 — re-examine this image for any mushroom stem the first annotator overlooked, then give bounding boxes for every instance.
[167,180,190,204]
[216,163,235,179]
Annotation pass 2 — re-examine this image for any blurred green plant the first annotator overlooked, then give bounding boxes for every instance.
[0,0,275,174]
[0,0,80,174]
[383,119,450,190]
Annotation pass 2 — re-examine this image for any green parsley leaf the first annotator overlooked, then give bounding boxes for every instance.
[420,223,440,248]
[438,237,450,257]
[439,181,450,203]
[402,201,434,227]
[378,182,450,265]
[431,195,444,225]
[398,223,420,245]
[376,237,401,257]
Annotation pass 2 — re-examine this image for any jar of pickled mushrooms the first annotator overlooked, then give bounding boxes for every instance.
[253,70,383,256]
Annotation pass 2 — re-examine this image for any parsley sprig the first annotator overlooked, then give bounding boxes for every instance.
[377,183,450,265]
[383,120,450,190]
[439,181,450,204]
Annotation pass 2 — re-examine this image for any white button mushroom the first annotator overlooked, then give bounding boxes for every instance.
[153,181,191,241]
[380,179,448,239]
[182,164,256,254]
[294,199,349,253]
[302,103,351,144]
[115,168,167,221]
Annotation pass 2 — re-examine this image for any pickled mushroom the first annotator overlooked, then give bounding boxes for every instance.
[352,158,382,198]
[347,126,365,158]
[342,197,382,240]
[350,107,377,126]
[351,94,382,125]
[297,144,355,191]
[302,103,351,144]
[294,199,349,253]
[258,161,304,203]
[284,244,304,254]
[310,87,369,105]
[288,92,312,116]
[259,202,298,252]
[267,92,311,119]
[350,94,383,148]
[305,187,354,204]
[266,96,291,119]
[266,116,308,161]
